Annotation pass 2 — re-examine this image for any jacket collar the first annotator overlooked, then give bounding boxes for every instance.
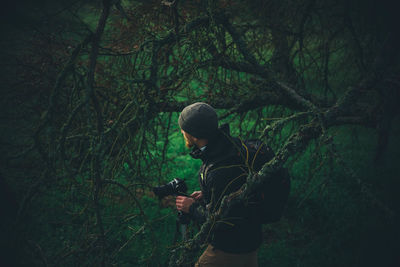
[189,124,237,162]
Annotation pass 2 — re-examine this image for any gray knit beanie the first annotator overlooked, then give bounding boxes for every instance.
[178,102,218,139]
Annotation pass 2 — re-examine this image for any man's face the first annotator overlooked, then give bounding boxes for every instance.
[181,129,196,148]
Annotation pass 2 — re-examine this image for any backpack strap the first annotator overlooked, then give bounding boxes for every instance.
[201,163,214,183]
[201,156,246,184]
[251,141,266,171]
[239,139,250,169]
[202,138,257,182]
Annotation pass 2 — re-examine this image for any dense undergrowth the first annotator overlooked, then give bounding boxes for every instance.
[1,0,399,266]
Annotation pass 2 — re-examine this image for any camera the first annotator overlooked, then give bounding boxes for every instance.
[152,178,187,198]
[153,178,191,226]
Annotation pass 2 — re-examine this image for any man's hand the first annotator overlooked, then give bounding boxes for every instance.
[175,196,195,213]
[191,191,203,200]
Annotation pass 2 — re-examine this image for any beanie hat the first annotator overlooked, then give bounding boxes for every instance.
[178,102,218,139]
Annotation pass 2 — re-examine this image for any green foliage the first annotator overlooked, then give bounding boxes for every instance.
[1,0,398,266]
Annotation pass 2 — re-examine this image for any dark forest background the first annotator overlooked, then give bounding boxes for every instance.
[1,0,399,266]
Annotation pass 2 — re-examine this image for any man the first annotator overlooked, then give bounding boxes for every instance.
[175,102,262,267]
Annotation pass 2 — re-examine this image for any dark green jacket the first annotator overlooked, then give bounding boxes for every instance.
[188,125,262,253]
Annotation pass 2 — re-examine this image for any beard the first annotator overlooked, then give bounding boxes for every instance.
[183,133,195,148]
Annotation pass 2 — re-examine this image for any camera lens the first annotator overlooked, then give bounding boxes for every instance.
[152,178,187,198]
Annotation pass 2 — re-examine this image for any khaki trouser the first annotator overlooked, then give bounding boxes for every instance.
[195,245,258,267]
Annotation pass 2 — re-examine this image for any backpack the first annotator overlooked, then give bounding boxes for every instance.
[239,139,291,224]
